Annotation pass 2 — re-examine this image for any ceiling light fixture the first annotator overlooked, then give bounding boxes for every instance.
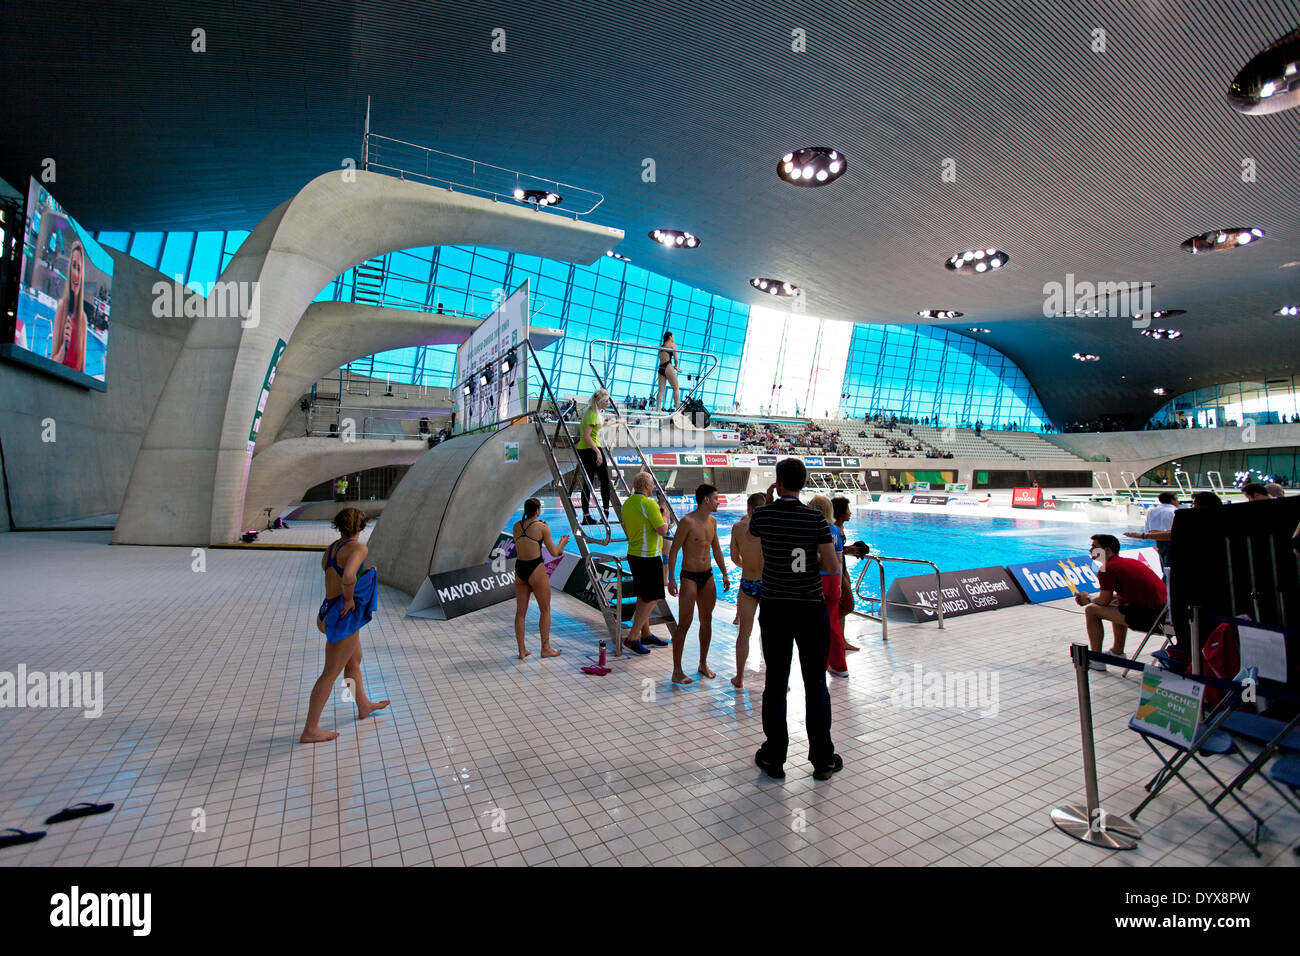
[777,147,848,187]
[750,277,800,297]
[1072,352,1100,362]
[1228,28,1300,114]
[605,250,630,262]
[946,249,1008,274]
[1275,305,1300,316]
[966,327,991,333]
[1180,228,1264,253]
[916,309,964,319]
[1153,387,1168,396]
[1139,329,1184,340]
[649,229,700,249]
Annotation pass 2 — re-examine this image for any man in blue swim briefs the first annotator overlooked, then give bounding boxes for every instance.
[301,508,390,743]
[666,484,730,684]
[728,492,770,689]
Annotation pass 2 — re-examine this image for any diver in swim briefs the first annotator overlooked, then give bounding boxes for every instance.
[666,484,730,684]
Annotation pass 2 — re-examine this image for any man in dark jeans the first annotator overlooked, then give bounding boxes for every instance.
[748,458,842,781]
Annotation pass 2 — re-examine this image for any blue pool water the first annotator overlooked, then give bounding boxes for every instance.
[538,502,1143,608]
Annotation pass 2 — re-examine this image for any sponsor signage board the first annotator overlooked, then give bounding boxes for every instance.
[651,453,677,466]
[679,453,704,466]
[757,455,777,465]
[732,454,758,466]
[823,456,843,467]
[705,453,729,466]
[911,494,950,505]
[843,457,862,468]
[1012,486,1043,508]
[887,565,1025,622]
[614,453,642,467]
[803,456,825,467]
[945,482,969,492]
[711,430,740,441]
[913,481,930,491]
[409,562,518,620]
[1007,554,1100,603]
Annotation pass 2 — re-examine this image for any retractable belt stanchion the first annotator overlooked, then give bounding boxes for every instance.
[1050,643,1142,850]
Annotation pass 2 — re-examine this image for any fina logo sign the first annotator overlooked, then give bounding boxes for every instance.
[1007,555,1101,604]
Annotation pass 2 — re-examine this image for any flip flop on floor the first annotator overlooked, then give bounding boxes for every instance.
[44,802,114,825]
[0,828,46,849]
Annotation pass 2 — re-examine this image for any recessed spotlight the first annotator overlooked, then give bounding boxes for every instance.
[605,250,630,262]
[1275,305,1300,316]
[1073,353,1100,362]
[777,147,848,187]
[916,309,964,319]
[947,249,1009,274]
[1228,28,1300,114]
[1140,328,1184,340]
[650,229,700,249]
[1181,228,1265,253]
[516,188,562,207]
[966,327,991,333]
[750,277,800,297]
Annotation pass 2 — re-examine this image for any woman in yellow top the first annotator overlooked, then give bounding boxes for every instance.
[576,388,612,525]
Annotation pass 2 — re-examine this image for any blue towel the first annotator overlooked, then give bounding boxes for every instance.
[322,568,378,643]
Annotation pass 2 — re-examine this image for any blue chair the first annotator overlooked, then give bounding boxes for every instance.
[1128,669,1264,857]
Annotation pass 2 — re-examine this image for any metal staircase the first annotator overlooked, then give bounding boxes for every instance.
[523,342,686,656]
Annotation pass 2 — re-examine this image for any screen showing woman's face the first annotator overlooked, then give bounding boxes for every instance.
[69,249,83,294]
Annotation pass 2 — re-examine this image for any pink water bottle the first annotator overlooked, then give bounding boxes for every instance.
[598,641,607,667]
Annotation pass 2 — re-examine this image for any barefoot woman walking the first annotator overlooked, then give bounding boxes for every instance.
[512,498,570,660]
[301,508,390,743]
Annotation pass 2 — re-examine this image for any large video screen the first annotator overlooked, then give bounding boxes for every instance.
[10,178,112,386]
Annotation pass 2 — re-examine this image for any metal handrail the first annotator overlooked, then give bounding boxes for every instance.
[585,338,721,526]
[349,266,550,320]
[364,132,605,218]
[523,343,616,548]
[852,554,946,642]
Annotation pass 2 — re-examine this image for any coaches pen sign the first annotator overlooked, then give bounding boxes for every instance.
[408,562,517,620]
[886,565,1024,622]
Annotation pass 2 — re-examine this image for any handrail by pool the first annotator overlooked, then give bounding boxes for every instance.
[851,554,945,641]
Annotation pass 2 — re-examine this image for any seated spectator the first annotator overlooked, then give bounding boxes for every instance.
[1265,482,1285,498]
[1241,482,1271,502]
[1074,534,1167,665]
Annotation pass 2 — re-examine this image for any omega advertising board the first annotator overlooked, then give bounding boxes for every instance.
[1012,486,1043,508]
[885,565,1025,622]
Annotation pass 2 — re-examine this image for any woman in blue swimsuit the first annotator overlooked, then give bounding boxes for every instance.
[301,508,389,743]
[512,498,570,661]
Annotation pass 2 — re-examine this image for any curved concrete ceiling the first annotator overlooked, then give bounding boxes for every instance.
[4,0,1299,424]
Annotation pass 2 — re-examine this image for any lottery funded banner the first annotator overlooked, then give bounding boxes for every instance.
[1133,668,1204,748]
[886,565,1025,622]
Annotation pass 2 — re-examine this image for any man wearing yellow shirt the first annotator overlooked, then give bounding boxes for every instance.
[619,471,672,655]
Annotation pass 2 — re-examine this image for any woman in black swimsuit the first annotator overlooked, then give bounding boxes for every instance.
[512,498,570,660]
[655,331,681,413]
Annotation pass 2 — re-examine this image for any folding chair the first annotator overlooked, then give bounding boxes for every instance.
[1212,707,1300,819]
[1124,599,1173,677]
[1128,668,1264,857]
[1267,757,1300,856]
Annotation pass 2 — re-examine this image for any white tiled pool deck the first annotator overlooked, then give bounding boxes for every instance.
[0,529,1295,867]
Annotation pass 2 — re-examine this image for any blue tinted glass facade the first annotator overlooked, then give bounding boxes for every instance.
[94,229,1051,427]
[840,325,1050,428]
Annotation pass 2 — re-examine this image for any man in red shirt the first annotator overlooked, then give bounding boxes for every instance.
[1074,534,1167,667]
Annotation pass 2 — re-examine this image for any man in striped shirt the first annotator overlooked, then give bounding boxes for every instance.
[748,458,842,781]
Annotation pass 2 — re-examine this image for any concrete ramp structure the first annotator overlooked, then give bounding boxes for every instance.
[113,169,621,546]
[366,419,572,597]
